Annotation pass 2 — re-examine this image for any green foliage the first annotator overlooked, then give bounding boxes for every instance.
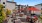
[40,14,42,19]
[0,4,6,23]
[0,16,4,23]
[0,4,4,8]
[6,9,11,15]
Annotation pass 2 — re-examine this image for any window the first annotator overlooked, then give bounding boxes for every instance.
[3,2,5,4]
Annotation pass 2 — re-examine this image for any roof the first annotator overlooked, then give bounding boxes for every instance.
[6,1,16,4]
[29,6,33,7]
[16,5,21,6]
[35,3,42,6]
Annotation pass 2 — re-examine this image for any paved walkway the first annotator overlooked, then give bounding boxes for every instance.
[7,15,13,23]
[38,18,42,23]
[8,18,13,23]
[7,15,27,23]
[22,21,39,23]
[7,15,41,23]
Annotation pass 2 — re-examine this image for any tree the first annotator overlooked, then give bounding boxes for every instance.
[6,9,11,15]
[0,4,6,23]
[13,9,18,13]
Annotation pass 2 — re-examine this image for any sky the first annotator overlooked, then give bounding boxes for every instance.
[8,0,42,6]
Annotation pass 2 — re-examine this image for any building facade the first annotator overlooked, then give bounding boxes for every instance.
[6,1,16,13]
[0,0,16,14]
[16,5,26,13]
[34,3,42,15]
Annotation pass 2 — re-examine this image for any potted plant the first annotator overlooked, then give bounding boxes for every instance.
[40,14,42,19]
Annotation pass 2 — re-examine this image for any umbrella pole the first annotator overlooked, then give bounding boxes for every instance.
[33,11,34,14]
[33,11,34,16]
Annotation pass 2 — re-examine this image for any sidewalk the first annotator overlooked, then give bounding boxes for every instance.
[21,22,29,23]
[8,18,13,23]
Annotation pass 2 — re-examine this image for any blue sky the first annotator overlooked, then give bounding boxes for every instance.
[8,0,42,6]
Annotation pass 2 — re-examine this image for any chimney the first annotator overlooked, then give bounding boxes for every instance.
[12,0,14,2]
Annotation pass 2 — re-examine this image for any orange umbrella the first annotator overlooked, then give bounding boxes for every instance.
[27,7,40,14]
[27,7,40,11]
